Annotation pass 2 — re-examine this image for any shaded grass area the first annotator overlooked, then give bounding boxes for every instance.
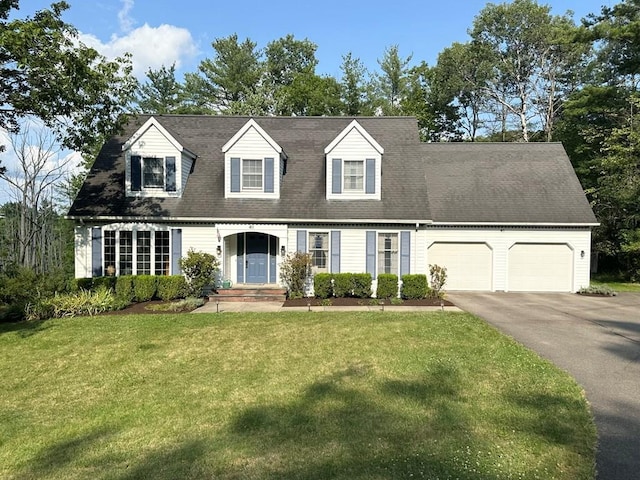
[0,312,596,479]
[591,273,640,292]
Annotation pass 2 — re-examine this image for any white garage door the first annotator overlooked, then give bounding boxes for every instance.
[428,242,493,290]
[508,243,573,292]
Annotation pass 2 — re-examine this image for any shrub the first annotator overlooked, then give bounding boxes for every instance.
[179,249,220,297]
[333,273,354,297]
[314,273,333,299]
[25,286,119,321]
[376,273,398,299]
[280,251,312,299]
[429,264,447,299]
[401,274,428,299]
[352,273,372,298]
[93,276,116,291]
[133,275,157,302]
[578,284,617,296]
[76,277,94,291]
[115,275,135,303]
[145,297,204,312]
[156,275,188,301]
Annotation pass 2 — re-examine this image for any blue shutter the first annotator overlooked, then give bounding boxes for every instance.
[332,158,342,194]
[91,227,102,277]
[231,157,240,192]
[165,156,176,192]
[237,234,244,283]
[366,231,376,279]
[131,155,141,191]
[297,230,307,253]
[264,157,274,193]
[400,231,411,276]
[331,231,341,273]
[171,229,182,275]
[365,158,375,194]
[269,236,277,283]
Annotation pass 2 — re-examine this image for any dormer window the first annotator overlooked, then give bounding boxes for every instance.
[130,155,177,192]
[224,119,283,199]
[143,157,164,188]
[325,120,383,200]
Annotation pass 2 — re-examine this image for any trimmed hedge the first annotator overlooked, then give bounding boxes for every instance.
[115,275,135,302]
[352,273,372,298]
[93,276,117,291]
[314,273,333,299]
[333,273,353,297]
[133,275,157,302]
[401,274,428,299]
[157,275,188,301]
[376,274,398,299]
[76,277,94,291]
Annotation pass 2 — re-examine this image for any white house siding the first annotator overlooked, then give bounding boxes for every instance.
[74,226,92,278]
[224,126,281,199]
[425,227,592,292]
[325,128,382,200]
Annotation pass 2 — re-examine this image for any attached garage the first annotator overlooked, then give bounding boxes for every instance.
[428,242,493,290]
[508,243,573,292]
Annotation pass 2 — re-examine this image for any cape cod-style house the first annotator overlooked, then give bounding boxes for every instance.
[68,115,598,292]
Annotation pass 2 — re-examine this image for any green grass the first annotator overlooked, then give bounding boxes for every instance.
[590,274,640,292]
[0,312,596,479]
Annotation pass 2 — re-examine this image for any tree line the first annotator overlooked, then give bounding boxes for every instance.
[1,0,640,281]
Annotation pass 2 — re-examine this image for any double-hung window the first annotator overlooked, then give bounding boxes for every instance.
[104,230,170,276]
[143,157,164,188]
[343,160,364,192]
[378,233,398,274]
[130,155,177,193]
[309,232,329,272]
[242,159,263,190]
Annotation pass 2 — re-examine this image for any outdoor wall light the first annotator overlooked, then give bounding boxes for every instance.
[216,245,222,256]
[281,245,286,257]
[580,250,585,258]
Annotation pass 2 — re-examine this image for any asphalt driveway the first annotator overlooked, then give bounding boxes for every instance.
[447,292,640,480]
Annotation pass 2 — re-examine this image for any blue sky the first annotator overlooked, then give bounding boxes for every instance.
[18,0,615,80]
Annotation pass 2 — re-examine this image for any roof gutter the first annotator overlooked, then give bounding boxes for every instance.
[65,215,435,225]
[429,221,600,227]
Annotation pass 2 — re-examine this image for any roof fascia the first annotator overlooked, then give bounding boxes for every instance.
[324,119,384,155]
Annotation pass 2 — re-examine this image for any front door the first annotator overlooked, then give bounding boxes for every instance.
[246,232,268,283]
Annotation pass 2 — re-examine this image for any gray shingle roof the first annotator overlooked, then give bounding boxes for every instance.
[68,115,597,226]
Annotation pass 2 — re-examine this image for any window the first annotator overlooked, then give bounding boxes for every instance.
[242,159,263,190]
[137,231,151,275]
[104,230,170,276]
[309,232,329,272]
[119,231,133,275]
[378,233,398,274]
[155,231,170,275]
[343,160,364,191]
[143,157,164,188]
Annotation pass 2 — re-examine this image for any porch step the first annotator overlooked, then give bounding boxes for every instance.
[211,287,287,303]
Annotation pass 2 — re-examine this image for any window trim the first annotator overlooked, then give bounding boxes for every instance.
[377,232,399,276]
[241,158,264,191]
[142,156,165,189]
[103,228,171,276]
[343,160,364,193]
[309,231,329,272]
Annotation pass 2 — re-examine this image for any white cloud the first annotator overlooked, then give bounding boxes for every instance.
[118,0,136,33]
[79,23,199,79]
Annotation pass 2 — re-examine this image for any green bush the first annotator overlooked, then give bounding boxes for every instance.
[313,273,333,299]
[280,251,312,299]
[578,284,617,296]
[133,275,157,302]
[376,274,398,299]
[156,275,188,301]
[401,274,428,299]
[25,286,120,321]
[333,273,353,297]
[179,249,220,297]
[93,276,116,291]
[115,275,135,302]
[352,273,372,298]
[76,277,93,291]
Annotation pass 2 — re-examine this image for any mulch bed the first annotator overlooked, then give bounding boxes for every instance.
[101,298,209,315]
[283,297,454,307]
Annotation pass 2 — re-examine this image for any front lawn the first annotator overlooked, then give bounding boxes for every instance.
[0,312,596,479]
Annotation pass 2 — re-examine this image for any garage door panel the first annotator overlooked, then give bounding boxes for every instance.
[508,243,572,292]
[428,242,492,291]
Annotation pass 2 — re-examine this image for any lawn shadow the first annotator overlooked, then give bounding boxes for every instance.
[223,362,501,479]
[0,319,52,338]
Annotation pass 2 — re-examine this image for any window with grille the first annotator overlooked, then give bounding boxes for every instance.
[155,231,170,275]
[136,231,151,274]
[143,157,164,188]
[343,160,364,191]
[119,231,133,275]
[378,233,398,274]
[242,159,263,190]
[104,231,116,275]
[309,232,329,272]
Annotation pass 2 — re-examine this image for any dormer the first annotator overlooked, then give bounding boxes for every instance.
[123,117,196,198]
[325,120,384,200]
[223,119,286,199]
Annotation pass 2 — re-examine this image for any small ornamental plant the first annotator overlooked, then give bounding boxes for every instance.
[179,249,220,297]
[429,264,447,299]
[280,252,312,299]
